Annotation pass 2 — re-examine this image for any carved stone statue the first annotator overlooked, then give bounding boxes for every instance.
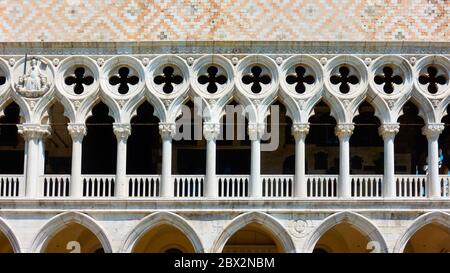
[16,57,50,98]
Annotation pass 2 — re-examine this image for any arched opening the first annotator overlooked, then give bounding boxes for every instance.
[216,100,251,175]
[404,223,450,253]
[350,101,383,174]
[307,101,338,174]
[173,100,205,175]
[261,101,293,174]
[132,224,195,253]
[0,102,24,174]
[222,222,284,253]
[82,102,116,174]
[44,102,72,174]
[396,101,427,174]
[127,101,161,175]
[0,230,14,253]
[313,222,370,253]
[439,106,450,175]
[42,222,105,253]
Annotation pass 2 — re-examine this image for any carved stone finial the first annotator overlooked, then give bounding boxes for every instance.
[378,123,399,139]
[67,123,87,142]
[422,123,444,140]
[159,122,176,140]
[113,123,131,140]
[203,122,220,141]
[17,124,51,141]
[335,123,354,139]
[291,123,309,140]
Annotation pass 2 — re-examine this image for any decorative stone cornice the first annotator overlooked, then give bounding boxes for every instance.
[379,123,400,140]
[422,123,445,139]
[248,123,265,141]
[335,123,354,139]
[159,122,176,140]
[67,123,87,142]
[203,122,220,141]
[291,123,310,140]
[17,124,51,141]
[113,123,131,140]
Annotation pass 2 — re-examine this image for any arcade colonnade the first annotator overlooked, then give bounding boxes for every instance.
[0,51,449,199]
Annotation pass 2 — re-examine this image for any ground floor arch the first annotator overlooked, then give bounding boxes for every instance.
[395,211,450,253]
[304,211,388,253]
[212,212,296,253]
[0,217,20,253]
[30,211,112,253]
[121,211,204,253]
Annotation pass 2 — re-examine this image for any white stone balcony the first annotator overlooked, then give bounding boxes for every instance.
[0,174,448,200]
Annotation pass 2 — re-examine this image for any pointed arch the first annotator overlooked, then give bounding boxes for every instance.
[0,217,21,253]
[304,211,388,253]
[30,211,112,253]
[120,211,204,253]
[211,212,296,253]
[306,97,344,124]
[393,211,450,253]
[33,95,75,124]
[76,95,120,124]
[124,91,165,123]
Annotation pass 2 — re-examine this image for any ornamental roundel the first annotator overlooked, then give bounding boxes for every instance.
[0,58,10,96]
[12,56,55,98]
[280,55,323,98]
[414,55,450,97]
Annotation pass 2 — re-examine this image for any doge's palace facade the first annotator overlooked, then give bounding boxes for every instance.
[0,1,448,253]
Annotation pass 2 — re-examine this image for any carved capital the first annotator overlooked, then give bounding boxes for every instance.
[422,123,444,140]
[291,123,309,140]
[17,124,51,141]
[67,123,87,142]
[248,123,265,141]
[159,122,176,140]
[378,123,399,140]
[113,123,131,141]
[203,122,220,141]
[335,123,354,139]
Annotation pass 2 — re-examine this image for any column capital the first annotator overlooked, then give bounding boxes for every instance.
[248,122,265,141]
[67,123,87,142]
[159,122,176,140]
[292,123,309,140]
[17,123,51,141]
[335,123,354,139]
[113,123,131,140]
[379,123,400,140]
[203,122,220,141]
[422,123,445,139]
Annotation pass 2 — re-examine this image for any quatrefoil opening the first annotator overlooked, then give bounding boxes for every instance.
[242,66,271,94]
[64,67,94,95]
[330,66,359,94]
[109,67,139,95]
[197,66,227,94]
[286,66,315,94]
[153,66,183,94]
[418,66,447,94]
[374,66,403,94]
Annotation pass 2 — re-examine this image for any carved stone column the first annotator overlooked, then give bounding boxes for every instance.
[292,123,309,198]
[335,123,354,198]
[18,124,51,197]
[422,123,445,198]
[248,122,265,197]
[203,122,220,198]
[67,123,87,198]
[113,123,131,198]
[379,123,399,198]
[159,122,176,197]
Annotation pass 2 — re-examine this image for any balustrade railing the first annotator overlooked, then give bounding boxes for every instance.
[439,175,450,198]
[218,175,249,197]
[41,175,70,197]
[262,175,293,197]
[128,175,160,197]
[0,175,24,197]
[395,175,427,198]
[351,175,383,198]
[173,175,204,197]
[81,175,115,197]
[306,175,338,198]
